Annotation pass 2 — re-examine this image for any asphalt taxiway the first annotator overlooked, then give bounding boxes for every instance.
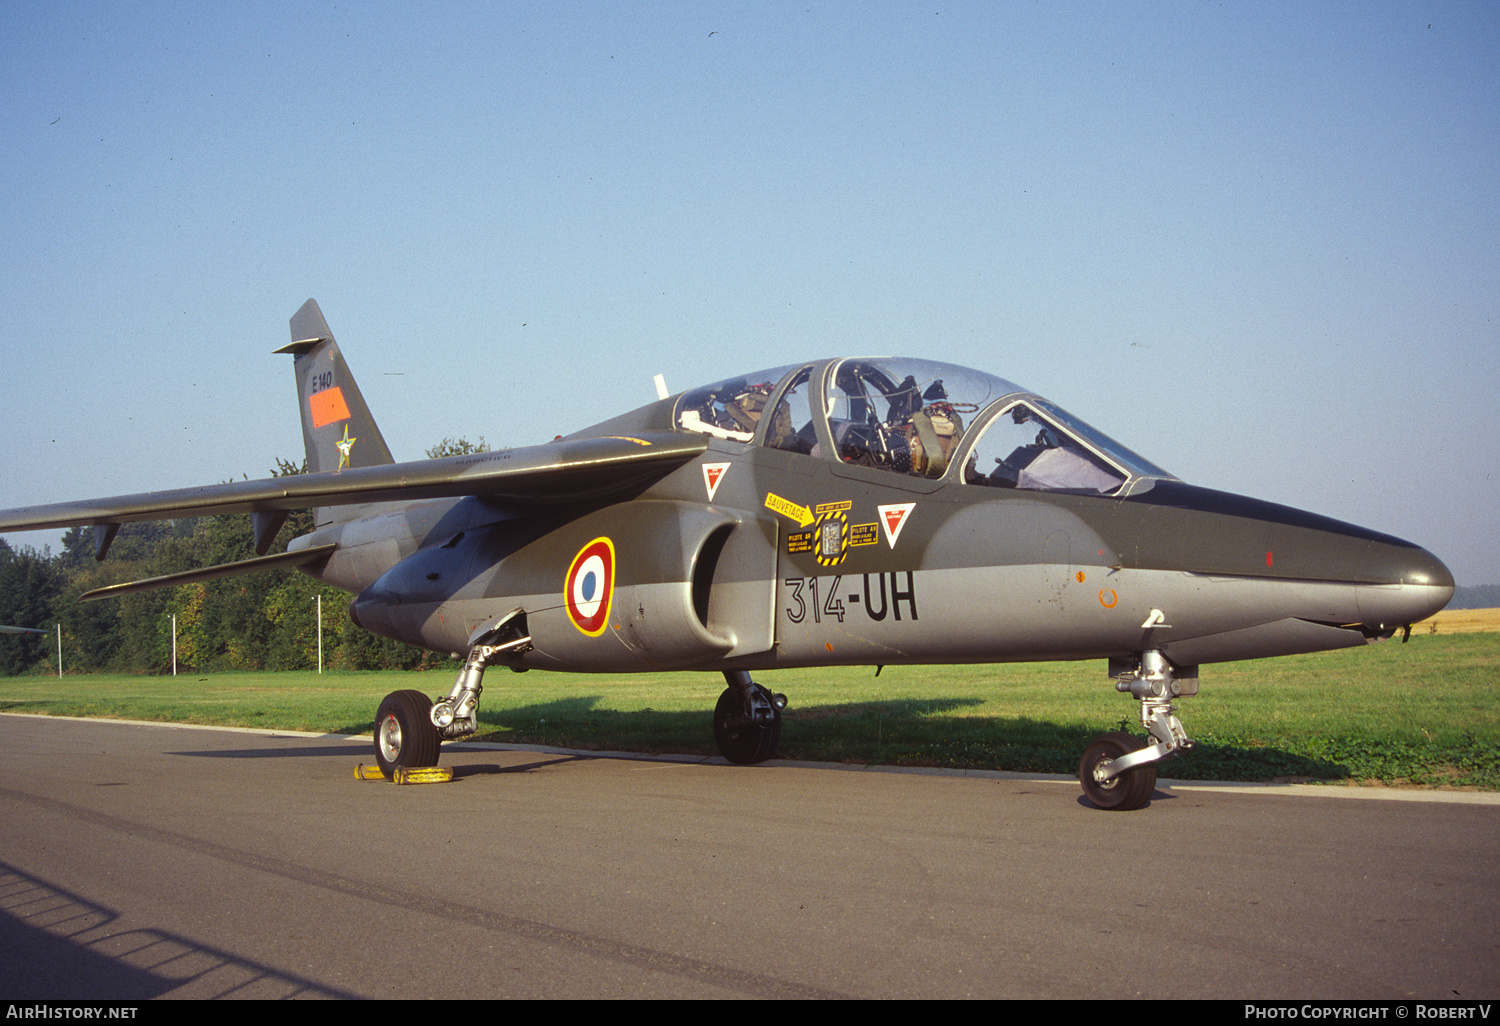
[1,713,1496,999]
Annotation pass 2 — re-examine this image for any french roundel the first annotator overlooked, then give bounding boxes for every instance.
[565,537,615,636]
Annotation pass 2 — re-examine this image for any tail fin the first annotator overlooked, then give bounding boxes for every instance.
[277,299,395,481]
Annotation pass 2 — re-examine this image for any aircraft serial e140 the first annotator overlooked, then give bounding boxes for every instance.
[0,301,1454,809]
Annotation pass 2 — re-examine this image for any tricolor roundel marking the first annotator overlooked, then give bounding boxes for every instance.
[565,537,615,636]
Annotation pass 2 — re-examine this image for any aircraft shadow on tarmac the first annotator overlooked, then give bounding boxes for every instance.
[0,860,359,999]
[166,739,592,778]
[464,693,1352,780]
[172,690,1351,783]
[168,741,372,760]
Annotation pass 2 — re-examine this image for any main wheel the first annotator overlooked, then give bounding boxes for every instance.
[374,690,441,779]
[713,685,782,765]
[1079,731,1157,811]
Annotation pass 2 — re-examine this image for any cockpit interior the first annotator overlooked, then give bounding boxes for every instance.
[674,358,1173,496]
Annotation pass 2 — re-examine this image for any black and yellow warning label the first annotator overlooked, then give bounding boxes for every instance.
[786,500,861,565]
[814,509,850,567]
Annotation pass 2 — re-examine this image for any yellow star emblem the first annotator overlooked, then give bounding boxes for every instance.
[336,425,357,470]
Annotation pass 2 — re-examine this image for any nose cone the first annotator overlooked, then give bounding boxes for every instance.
[1121,481,1455,635]
[1357,539,1454,631]
[1396,542,1455,591]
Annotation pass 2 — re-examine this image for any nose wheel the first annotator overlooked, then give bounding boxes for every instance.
[1079,732,1157,810]
[1078,650,1196,811]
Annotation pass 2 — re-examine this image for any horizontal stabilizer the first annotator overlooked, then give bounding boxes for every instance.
[0,432,707,535]
[78,543,338,602]
[0,625,49,635]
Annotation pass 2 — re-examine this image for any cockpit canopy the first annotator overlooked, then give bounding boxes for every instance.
[674,357,1171,496]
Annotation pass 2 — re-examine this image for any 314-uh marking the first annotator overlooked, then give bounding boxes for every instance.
[784,572,919,624]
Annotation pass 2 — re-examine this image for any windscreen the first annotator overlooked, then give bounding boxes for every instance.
[962,400,1173,494]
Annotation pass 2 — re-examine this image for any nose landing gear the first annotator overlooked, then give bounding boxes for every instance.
[1079,650,1196,811]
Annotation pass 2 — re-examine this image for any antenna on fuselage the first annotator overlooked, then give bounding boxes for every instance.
[654,373,668,400]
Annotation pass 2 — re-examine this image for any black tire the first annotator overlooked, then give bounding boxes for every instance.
[374,690,441,779]
[1078,731,1157,811]
[713,685,782,765]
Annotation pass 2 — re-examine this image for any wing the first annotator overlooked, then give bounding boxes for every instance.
[0,431,706,538]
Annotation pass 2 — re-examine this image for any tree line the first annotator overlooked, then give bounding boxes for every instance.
[0,439,487,676]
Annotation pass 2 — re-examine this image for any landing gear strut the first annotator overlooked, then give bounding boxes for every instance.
[371,609,532,779]
[1079,649,1196,811]
[713,670,786,764]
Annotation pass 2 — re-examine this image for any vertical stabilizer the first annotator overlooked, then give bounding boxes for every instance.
[277,299,395,488]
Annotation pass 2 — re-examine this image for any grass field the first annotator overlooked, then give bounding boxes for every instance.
[1416,606,1500,635]
[2,626,1496,789]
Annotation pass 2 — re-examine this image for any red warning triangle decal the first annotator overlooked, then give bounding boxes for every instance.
[877,502,915,547]
[702,462,730,501]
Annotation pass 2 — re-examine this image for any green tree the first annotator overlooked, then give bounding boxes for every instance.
[54,558,133,673]
[426,437,490,458]
[0,539,62,675]
[29,439,488,674]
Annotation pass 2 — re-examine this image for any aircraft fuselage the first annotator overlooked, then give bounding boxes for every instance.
[322,433,1450,676]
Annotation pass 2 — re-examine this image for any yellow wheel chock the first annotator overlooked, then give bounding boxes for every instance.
[354,763,452,783]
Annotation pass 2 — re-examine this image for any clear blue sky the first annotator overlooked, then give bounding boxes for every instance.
[3,1,1496,584]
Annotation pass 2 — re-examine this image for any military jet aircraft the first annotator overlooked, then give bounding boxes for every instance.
[0,300,1454,809]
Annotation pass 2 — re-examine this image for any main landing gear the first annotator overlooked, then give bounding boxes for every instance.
[713,670,786,764]
[371,610,533,779]
[1079,649,1196,811]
